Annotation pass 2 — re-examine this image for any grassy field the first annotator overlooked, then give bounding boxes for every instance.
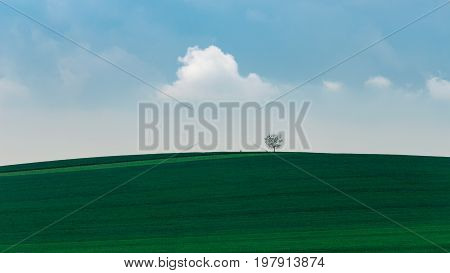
[1,152,450,252]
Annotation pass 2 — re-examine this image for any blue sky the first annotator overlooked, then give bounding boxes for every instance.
[1,0,450,164]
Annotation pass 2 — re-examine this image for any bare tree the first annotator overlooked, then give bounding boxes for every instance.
[265,134,284,152]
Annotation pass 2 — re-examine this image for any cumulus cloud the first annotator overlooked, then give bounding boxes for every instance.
[323,80,343,92]
[426,76,450,100]
[161,45,278,101]
[365,76,392,89]
[0,77,28,102]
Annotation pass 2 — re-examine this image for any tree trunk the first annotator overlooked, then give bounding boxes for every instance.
[273,147,276,152]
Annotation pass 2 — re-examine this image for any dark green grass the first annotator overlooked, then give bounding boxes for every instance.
[0,152,240,173]
[1,152,450,252]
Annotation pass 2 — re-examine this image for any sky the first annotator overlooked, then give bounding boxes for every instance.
[1,0,450,165]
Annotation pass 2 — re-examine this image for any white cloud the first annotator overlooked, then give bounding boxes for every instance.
[365,76,392,89]
[426,76,450,100]
[323,80,343,92]
[0,77,28,102]
[161,45,278,101]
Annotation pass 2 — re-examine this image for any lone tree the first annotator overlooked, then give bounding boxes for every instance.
[265,134,284,152]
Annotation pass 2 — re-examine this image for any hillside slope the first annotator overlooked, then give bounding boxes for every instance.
[1,152,450,252]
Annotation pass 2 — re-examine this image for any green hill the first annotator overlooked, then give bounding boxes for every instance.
[1,152,449,252]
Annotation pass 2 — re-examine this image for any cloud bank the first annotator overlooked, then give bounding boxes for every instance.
[427,76,450,100]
